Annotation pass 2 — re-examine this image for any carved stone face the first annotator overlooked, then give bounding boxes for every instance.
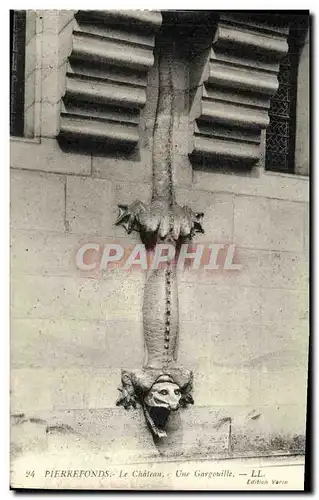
[144,381,181,411]
[143,377,182,438]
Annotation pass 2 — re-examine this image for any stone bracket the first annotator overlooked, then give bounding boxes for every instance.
[59,10,162,149]
[189,13,290,167]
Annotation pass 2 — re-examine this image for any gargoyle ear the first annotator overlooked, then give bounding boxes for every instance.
[180,393,194,407]
[115,205,129,226]
[115,205,136,234]
[179,375,194,408]
[194,212,204,234]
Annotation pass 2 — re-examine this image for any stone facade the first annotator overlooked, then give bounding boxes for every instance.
[11,10,309,465]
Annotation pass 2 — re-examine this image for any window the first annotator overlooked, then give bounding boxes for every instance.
[10,10,26,137]
[265,16,309,174]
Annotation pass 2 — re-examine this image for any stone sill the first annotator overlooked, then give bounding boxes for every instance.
[265,170,309,182]
[10,136,41,145]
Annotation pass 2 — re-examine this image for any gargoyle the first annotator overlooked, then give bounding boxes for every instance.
[116,370,194,438]
[115,39,202,444]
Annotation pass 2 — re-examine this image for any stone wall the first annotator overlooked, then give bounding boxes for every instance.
[10,10,309,463]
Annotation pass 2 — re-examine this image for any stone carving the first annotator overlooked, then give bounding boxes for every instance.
[116,198,204,246]
[116,370,194,438]
[115,34,203,440]
[189,13,289,166]
[60,10,162,149]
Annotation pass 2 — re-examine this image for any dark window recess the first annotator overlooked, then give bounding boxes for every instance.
[265,18,308,174]
[10,10,26,137]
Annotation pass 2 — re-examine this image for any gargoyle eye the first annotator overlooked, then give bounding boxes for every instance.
[174,389,181,395]
[159,389,168,395]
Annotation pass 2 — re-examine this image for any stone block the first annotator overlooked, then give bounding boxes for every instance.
[10,230,144,280]
[40,101,61,137]
[11,230,81,277]
[179,321,258,370]
[257,322,309,370]
[258,250,308,290]
[114,181,152,205]
[41,63,67,104]
[176,189,234,242]
[59,10,77,32]
[179,320,309,389]
[11,368,53,412]
[194,366,251,407]
[179,283,260,324]
[179,407,230,455]
[11,367,123,413]
[249,366,308,407]
[24,104,35,138]
[9,406,305,486]
[24,70,36,111]
[25,10,37,44]
[42,10,59,34]
[41,32,59,69]
[10,138,91,175]
[86,369,124,409]
[25,34,37,78]
[193,169,309,203]
[10,407,230,464]
[178,321,217,368]
[260,287,309,324]
[44,408,156,456]
[11,274,144,322]
[234,195,305,251]
[11,318,144,370]
[200,248,309,290]
[66,176,115,236]
[58,15,76,63]
[11,418,48,459]
[10,170,65,232]
[230,404,306,454]
[92,149,152,184]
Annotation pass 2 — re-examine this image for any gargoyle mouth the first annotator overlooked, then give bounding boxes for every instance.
[194,213,205,234]
[144,405,177,438]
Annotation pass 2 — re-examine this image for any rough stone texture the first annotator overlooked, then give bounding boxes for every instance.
[193,169,309,203]
[11,274,144,321]
[11,318,144,370]
[92,150,152,184]
[10,12,309,465]
[66,176,115,236]
[10,137,91,175]
[295,31,309,176]
[234,196,305,252]
[10,170,65,232]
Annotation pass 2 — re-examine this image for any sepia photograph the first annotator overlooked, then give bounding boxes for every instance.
[9,8,310,491]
